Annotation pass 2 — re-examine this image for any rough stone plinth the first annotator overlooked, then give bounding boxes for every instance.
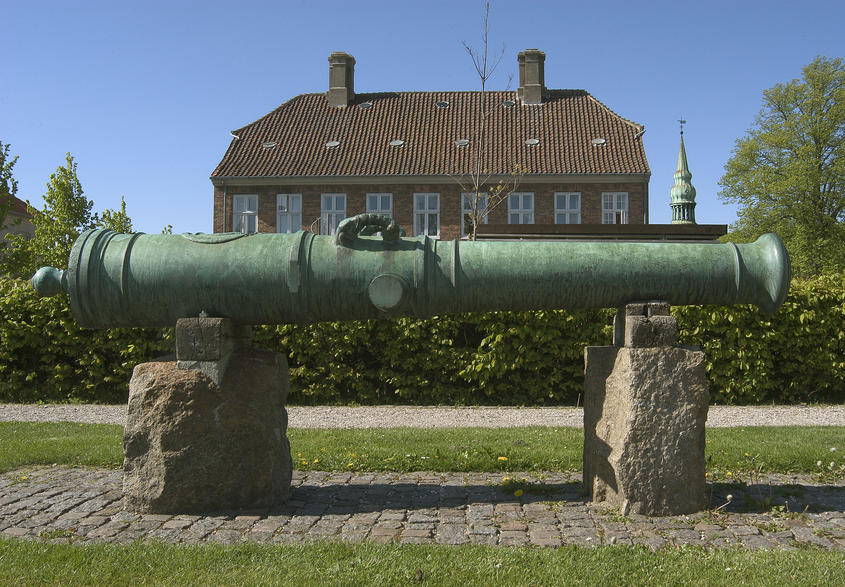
[123,348,292,513]
[583,345,708,516]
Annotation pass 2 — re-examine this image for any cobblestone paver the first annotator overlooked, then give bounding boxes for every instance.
[2,467,844,549]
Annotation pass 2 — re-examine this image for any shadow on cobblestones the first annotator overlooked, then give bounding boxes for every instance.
[2,467,844,549]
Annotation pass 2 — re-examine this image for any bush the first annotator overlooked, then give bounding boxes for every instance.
[675,274,845,404]
[0,278,172,403]
[1,275,842,405]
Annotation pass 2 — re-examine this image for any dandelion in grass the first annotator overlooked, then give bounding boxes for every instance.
[313,458,319,464]
[497,456,508,462]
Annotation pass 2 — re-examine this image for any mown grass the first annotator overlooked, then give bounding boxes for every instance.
[1,539,844,586]
[1,422,843,478]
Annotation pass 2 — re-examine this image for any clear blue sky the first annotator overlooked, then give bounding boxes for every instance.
[6,0,844,234]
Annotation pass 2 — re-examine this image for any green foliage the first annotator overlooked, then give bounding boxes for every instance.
[675,274,845,404]
[1,275,841,405]
[0,140,19,230]
[3,153,94,277]
[97,196,133,233]
[0,278,172,403]
[719,56,845,277]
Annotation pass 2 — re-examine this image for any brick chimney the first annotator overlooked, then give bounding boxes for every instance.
[327,52,355,107]
[517,49,546,105]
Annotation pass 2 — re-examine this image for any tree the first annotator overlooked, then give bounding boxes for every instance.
[456,2,522,240]
[97,195,133,233]
[3,153,94,276]
[0,140,19,232]
[719,56,845,277]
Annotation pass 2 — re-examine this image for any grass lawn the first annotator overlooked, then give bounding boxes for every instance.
[1,422,844,584]
[1,538,844,586]
[1,422,843,477]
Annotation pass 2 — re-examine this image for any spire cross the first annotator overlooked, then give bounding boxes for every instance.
[679,118,687,136]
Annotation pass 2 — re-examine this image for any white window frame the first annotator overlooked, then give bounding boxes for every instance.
[276,193,302,234]
[366,193,393,218]
[321,193,346,235]
[233,194,258,234]
[461,192,489,238]
[602,192,629,224]
[413,193,440,238]
[554,192,581,224]
[508,192,534,224]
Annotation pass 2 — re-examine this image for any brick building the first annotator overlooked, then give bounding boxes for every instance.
[211,49,651,240]
[0,195,35,242]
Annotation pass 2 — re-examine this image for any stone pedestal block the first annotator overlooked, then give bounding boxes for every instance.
[123,348,292,513]
[583,345,709,516]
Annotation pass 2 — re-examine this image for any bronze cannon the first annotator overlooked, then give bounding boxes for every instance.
[31,215,791,327]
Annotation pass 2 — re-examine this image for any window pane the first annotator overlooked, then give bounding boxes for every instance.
[428,195,437,210]
[509,194,519,209]
[522,194,531,209]
[279,196,288,212]
[322,194,331,209]
[381,195,391,211]
[368,195,378,211]
[291,196,301,212]
[427,213,438,235]
[278,216,288,233]
[292,214,301,231]
[415,194,425,209]
[509,213,519,224]
[555,213,564,224]
[570,195,578,209]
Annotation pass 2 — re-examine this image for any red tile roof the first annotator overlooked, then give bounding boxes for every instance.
[2,194,30,217]
[212,90,650,180]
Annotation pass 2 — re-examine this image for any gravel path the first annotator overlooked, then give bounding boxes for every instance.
[1,403,843,428]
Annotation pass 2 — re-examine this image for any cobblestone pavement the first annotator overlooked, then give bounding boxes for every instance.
[2,466,844,550]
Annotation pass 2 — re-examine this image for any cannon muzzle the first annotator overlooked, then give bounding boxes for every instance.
[31,220,791,328]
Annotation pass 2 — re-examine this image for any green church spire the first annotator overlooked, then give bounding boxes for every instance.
[670,120,697,224]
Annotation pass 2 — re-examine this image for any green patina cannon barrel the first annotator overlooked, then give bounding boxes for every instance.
[31,218,791,328]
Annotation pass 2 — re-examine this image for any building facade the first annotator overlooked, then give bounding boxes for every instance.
[211,50,651,240]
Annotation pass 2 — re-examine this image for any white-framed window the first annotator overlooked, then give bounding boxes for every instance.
[366,193,393,218]
[602,192,629,224]
[508,192,534,224]
[276,193,302,233]
[321,193,346,235]
[461,192,489,238]
[413,193,440,237]
[233,194,258,234]
[554,192,581,224]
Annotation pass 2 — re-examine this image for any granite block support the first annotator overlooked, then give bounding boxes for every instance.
[123,318,292,513]
[584,302,708,516]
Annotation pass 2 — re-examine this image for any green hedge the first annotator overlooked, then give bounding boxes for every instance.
[1,275,842,405]
[0,278,172,403]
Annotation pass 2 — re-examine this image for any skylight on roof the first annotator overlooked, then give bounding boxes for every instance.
[358,101,373,110]
[435,100,450,109]
[455,139,469,147]
[326,140,340,149]
[591,138,607,146]
[525,138,540,146]
[261,141,277,150]
[502,100,516,107]
[389,139,405,147]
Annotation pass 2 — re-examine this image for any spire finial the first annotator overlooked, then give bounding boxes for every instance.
[678,117,686,136]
